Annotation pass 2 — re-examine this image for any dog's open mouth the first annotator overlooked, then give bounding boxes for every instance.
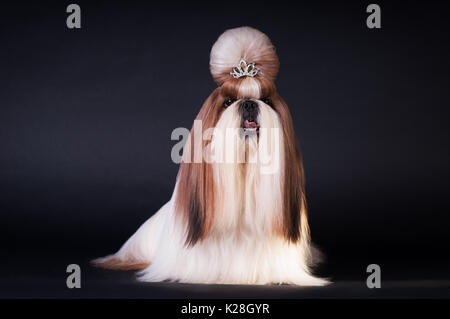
[243,119,259,132]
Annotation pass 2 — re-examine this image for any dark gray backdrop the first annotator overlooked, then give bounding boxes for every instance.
[1,1,449,297]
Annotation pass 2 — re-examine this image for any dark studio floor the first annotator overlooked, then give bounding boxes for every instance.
[1,251,449,299]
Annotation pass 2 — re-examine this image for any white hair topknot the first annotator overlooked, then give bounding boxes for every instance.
[209,26,280,86]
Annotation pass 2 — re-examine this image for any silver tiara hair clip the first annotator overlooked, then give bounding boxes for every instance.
[230,59,259,79]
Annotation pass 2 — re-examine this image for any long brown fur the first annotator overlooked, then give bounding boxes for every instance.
[271,94,310,244]
[175,89,224,246]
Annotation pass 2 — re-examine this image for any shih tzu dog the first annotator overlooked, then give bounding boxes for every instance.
[93,26,328,286]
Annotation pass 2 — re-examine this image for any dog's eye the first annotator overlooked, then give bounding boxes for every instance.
[223,98,236,108]
[261,98,272,106]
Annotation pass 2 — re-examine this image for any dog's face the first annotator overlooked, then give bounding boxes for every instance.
[174,27,310,251]
[195,76,284,144]
[219,78,275,134]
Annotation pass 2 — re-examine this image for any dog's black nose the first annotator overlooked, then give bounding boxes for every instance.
[241,100,259,124]
[242,100,258,111]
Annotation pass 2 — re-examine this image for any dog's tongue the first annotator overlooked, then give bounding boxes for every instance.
[244,120,257,129]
